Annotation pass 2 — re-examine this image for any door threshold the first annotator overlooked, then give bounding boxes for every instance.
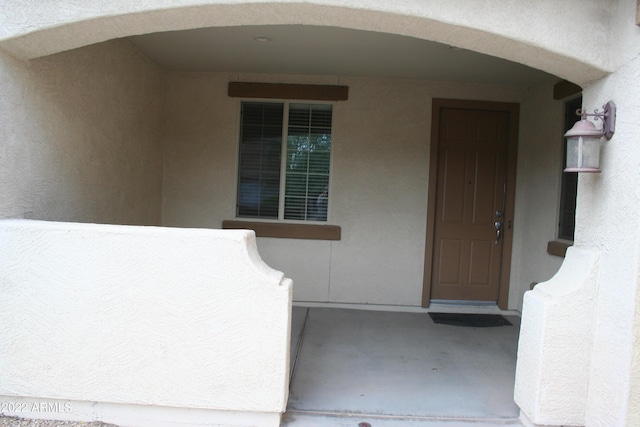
[430,299,497,306]
[429,300,519,316]
[293,301,520,317]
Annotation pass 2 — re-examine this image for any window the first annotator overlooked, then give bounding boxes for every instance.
[237,101,332,222]
[558,96,581,241]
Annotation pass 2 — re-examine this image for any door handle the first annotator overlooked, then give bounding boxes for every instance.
[495,221,502,245]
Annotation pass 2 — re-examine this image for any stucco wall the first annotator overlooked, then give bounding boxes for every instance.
[8,1,640,425]
[515,247,599,425]
[516,1,640,425]
[0,39,165,225]
[0,17,570,311]
[630,270,640,426]
[161,71,564,309]
[0,220,292,427]
[578,22,640,426]
[510,81,566,311]
[0,0,571,311]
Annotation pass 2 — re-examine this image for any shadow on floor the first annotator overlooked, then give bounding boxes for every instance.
[283,307,522,427]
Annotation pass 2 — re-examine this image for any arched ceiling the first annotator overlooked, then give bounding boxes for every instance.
[129,25,554,86]
[0,1,612,85]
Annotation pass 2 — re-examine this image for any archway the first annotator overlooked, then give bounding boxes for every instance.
[1,1,610,85]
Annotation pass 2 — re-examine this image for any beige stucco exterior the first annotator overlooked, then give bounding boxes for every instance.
[0,39,165,225]
[0,220,291,426]
[160,70,564,308]
[1,0,640,426]
[0,37,565,310]
[0,0,613,84]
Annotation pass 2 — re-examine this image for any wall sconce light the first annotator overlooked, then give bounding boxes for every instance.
[564,101,616,173]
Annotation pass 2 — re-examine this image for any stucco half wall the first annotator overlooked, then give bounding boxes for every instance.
[514,246,599,425]
[0,220,292,427]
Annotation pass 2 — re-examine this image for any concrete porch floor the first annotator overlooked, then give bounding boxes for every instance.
[282,306,523,427]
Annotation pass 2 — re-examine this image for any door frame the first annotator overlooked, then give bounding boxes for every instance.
[422,99,520,309]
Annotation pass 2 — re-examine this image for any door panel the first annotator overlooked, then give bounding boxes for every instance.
[438,239,462,284]
[442,151,466,222]
[469,240,492,284]
[429,108,509,302]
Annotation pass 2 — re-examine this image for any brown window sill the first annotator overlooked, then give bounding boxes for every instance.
[222,220,341,241]
[547,240,572,257]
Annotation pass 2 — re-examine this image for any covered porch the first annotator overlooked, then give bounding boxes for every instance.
[3,2,640,426]
[284,306,522,426]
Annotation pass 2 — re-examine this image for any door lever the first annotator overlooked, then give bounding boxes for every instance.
[495,221,502,245]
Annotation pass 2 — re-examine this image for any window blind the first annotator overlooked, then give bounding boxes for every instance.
[236,101,332,222]
[285,104,332,221]
[237,102,283,218]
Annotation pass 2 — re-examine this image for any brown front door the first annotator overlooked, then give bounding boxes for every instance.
[423,100,519,308]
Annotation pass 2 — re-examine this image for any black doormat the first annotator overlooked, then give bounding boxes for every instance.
[428,312,512,327]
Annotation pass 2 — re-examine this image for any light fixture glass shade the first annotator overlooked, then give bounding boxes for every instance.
[565,135,601,172]
[564,119,603,173]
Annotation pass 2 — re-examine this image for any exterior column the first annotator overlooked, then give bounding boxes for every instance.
[516,10,640,422]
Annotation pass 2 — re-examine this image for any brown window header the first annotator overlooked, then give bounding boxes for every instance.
[553,80,582,100]
[228,82,348,101]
